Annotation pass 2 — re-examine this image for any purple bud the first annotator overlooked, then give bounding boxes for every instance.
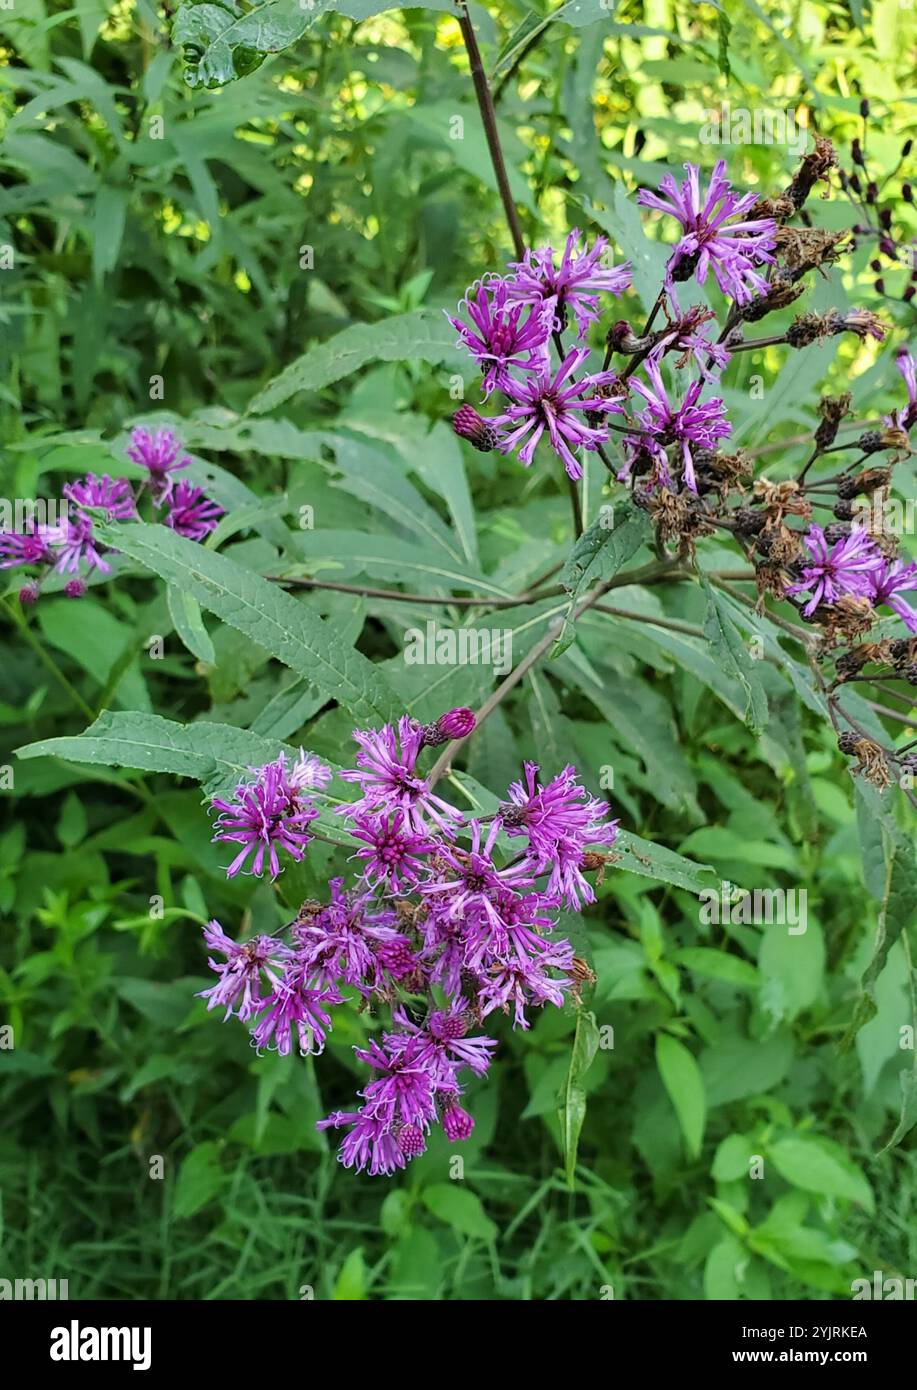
[453,405,497,453]
[442,1105,474,1142]
[859,98,869,118]
[437,706,476,739]
[397,1124,426,1157]
[18,581,40,606]
[851,138,864,166]
[64,578,86,599]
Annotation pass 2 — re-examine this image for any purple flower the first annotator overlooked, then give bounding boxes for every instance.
[128,427,190,502]
[623,357,731,492]
[350,809,436,894]
[388,1002,497,1082]
[0,529,55,570]
[638,160,776,305]
[462,885,561,971]
[250,963,342,1056]
[339,716,464,838]
[448,277,555,396]
[442,1104,475,1141]
[502,762,616,857]
[452,404,499,452]
[786,525,884,616]
[478,945,574,1031]
[355,1036,439,1129]
[420,818,534,930]
[211,754,320,878]
[506,230,633,339]
[288,749,333,792]
[317,1109,407,1176]
[426,706,477,743]
[867,557,917,632]
[889,347,917,433]
[50,512,112,576]
[293,877,412,991]
[63,473,136,521]
[493,347,625,480]
[197,920,289,1021]
[165,481,224,541]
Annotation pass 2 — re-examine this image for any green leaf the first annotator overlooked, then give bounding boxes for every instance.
[847,826,917,1045]
[93,520,399,724]
[656,1033,706,1159]
[167,583,215,665]
[700,578,768,735]
[768,1135,874,1212]
[173,1142,225,1219]
[16,710,298,796]
[558,1008,600,1187]
[250,309,467,415]
[551,503,650,656]
[614,829,717,896]
[173,0,331,90]
[332,1248,367,1301]
[422,1184,497,1241]
[674,947,758,990]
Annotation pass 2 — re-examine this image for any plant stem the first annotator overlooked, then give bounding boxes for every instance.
[457,3,526,260]
[267,575,562,608]
[426,557,683,786]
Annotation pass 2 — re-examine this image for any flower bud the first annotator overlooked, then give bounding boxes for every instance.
[453,405,498,452]
[442,1104,474,1141]
[64,578,86,599]
[421,706,476,747]
[18,581,40,606]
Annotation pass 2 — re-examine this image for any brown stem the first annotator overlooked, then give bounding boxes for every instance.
[457,3,526,260]
[267,575,561,609]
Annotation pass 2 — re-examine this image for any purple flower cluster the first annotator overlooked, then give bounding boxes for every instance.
[787,524,917,631]
[200,708,618,1175]
[448,169,775,493]
[450,229,631,480]
[0,427,223,603]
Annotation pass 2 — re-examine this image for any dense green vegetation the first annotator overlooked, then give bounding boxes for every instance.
[1,0,916,1300]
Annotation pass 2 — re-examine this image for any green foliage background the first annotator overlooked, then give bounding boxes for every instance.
[1,0,916,1300]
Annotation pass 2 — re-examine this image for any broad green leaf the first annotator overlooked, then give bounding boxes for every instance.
[768,1135,874,1212]
[674,947,758,989]
[422,1184,497,1241]
[173,1142,225,1219]
[656,1033,706,1159]
[93,520,399,723]
[291,529,513,598]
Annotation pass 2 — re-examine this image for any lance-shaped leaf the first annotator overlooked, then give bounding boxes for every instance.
[93,520,399,724]
[656,1033,706,1160]
[700,577,768,735]
[16,711,295,793]
[558,1008,600,1188]
[250,308,468,415]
